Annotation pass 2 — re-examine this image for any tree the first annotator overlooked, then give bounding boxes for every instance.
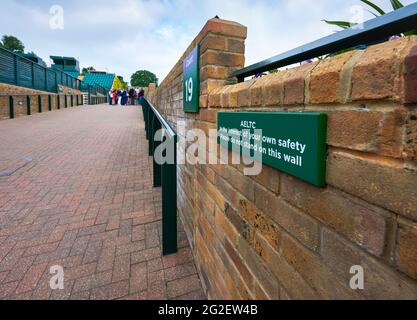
[0,35,25,53]
[130,70,158,87]
[81,66,96,75]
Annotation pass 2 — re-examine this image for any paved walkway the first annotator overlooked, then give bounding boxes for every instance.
[0,104,205,300]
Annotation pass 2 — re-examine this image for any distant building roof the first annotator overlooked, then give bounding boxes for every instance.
[50,55,80,72]
[83,73,116,90]
[50,56,78,62]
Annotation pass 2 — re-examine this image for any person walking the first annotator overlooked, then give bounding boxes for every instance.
[128,87,136,105]
[117,89,122,105]
[108,90,113,105]
[121,89,128,106]
[138,87,145,105]
[112,90,117,105]
[135,88,140,105]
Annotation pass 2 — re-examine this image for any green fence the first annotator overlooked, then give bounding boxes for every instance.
[0,47,107,101]
[0,47,81,92]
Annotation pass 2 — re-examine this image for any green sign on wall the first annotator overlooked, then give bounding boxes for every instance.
[218,112,328,187]
[183,45,200,113]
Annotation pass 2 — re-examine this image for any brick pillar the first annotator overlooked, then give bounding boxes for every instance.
[147,83,156,104]
[198,18,247,108]
[153,18,247,114]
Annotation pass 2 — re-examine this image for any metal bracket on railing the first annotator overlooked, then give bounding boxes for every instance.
[141,98,178,256]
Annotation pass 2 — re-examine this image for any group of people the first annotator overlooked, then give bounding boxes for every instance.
[108,87,145,106]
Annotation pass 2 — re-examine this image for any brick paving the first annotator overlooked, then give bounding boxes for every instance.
[0,105,205,300]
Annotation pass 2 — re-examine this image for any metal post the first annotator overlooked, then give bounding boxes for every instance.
[14,55,19,86]
[38,95,42,113]
[57,95,60,110]
[162,136,178,255]
[148,111,154,156]
[65,95,68,108]
[71,95,73,107]
[9,96,14,119]
[55,70,58,93]
[143,101,149,139]
[153,119,162,188]
[32,64,35,88]
[26,96,31,115]
[44,68,47,91]
[48,95,52,111]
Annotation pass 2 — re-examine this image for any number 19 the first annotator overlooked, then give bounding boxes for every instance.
[185,77,193,102]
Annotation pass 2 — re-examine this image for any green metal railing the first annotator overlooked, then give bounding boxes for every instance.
[0,47,81,92]
[0,47,108,104]
[141,97,178,256]
[0,93,84,119]
[233,2,417,81]
[80,82,108,97]
[80,82,108,105]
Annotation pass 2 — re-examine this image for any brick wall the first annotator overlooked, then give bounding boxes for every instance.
[147,18,417,299]
[0,83,83,120]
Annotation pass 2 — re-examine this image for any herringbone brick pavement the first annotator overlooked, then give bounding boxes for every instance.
[0,104,205,300]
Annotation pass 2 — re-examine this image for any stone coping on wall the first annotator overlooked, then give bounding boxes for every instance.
[0,83,83,96]
[207,36,417,106]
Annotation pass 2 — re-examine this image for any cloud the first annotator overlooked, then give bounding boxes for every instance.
[1,0,416,83]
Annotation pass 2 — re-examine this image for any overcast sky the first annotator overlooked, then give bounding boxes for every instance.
[1,0,415,83]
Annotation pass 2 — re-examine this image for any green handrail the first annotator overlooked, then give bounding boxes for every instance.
[141,98,178,256]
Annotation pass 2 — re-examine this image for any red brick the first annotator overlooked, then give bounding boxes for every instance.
[15,263,47,294]
[112,253,130,282]
[351,37,409,101]
[310,51,356,104]
[207,87,222,108]
[327,150,417,221]
[254,232,317,299]
[404,110,417,161]
[395,220,417,280]
[281,174,388,256]
[254,184,320,251]
[72,271,112,293]
[130,262,148,294]
[249,75,270,107]
[90,280,129,300]
[283,62,318,105]
[200,35,226,54]
[321,227,417,299]
[263,72,287,106]
[237,78,257,107]
[202,18,247,39]
[166,274,202,299]
[201,51,245,68]
[281,233,358,299]
[164,261,197,282]
[403,42,417,103]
